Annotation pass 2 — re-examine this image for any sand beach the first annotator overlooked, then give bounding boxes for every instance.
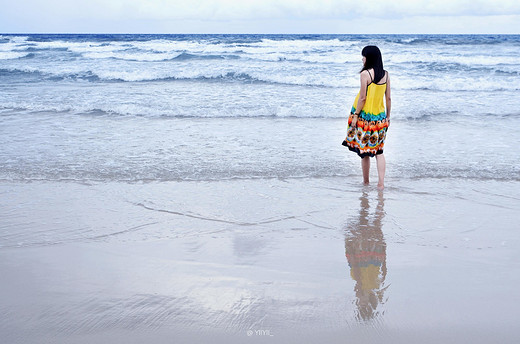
[1,177,519,343]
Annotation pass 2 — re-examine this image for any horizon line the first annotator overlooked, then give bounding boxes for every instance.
[2,32,519,35]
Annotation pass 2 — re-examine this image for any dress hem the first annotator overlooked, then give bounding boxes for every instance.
[342,140,384,158]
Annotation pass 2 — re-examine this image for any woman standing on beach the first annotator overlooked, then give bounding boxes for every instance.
[342,46,391,190]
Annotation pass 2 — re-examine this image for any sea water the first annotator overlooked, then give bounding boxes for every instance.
[1,34,519,182]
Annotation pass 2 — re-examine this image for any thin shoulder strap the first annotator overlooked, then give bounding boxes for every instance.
[367,69,374,83]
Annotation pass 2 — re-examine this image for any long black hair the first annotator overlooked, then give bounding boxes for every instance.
[360,46,385,84]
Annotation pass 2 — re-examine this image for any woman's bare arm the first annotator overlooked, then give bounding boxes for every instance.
[352,71,370,126]
[385,73,391,120]
[355,71,370,114]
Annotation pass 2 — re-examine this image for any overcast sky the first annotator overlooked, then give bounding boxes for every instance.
[1,0,519,34]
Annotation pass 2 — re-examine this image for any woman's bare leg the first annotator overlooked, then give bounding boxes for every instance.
[361,157,370,185]
[376,154,386,189]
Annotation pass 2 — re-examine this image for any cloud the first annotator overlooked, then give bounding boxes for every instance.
[105,0,520,20]
[4,0,520,21]
[1,0,519,33]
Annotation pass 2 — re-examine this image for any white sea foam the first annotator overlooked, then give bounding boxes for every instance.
[386,51,520,66]
[3,60,516,91]
[82,51,181,62]
[4,37,363,64]
[0,35,29,44]
[0,51,30,59]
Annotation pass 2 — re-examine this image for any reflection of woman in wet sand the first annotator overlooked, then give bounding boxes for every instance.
[345,191,388,321]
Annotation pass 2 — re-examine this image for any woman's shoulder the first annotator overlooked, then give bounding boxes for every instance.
[360,69,372,82]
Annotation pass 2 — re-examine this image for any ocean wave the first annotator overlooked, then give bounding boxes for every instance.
[1,35,519,91]
[21,46,71,52]
[0,51,31,60]
[0,35,29,43]
[84,69,520,91]
[393,37,429,45]
[2,65,518,91]
[0,101,345,119]
[0,67,101,82]
[388,35,520,46]
[172,52,240,61]
[91,70,355,88]
[82,50,178,62]
[0,65,337,86]
[248,38,357,51]
[0,36,361,64]
[1,164,518,183]
[5,35,518,68]
[3,98,517,121]
[415,62,520,76]
[20,52,36,59]
[386,52,519,66]
[82,51,242,62]
[0,67,44,78]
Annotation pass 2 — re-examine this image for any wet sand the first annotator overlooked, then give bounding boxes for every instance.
[1,177,519,343]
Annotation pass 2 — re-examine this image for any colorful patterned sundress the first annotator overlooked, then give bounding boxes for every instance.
[342,72,389,158]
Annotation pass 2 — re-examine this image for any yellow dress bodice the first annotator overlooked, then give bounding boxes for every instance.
[352,82,387,121]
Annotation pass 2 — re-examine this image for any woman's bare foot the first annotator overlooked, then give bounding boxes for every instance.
[377,183,384,190]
